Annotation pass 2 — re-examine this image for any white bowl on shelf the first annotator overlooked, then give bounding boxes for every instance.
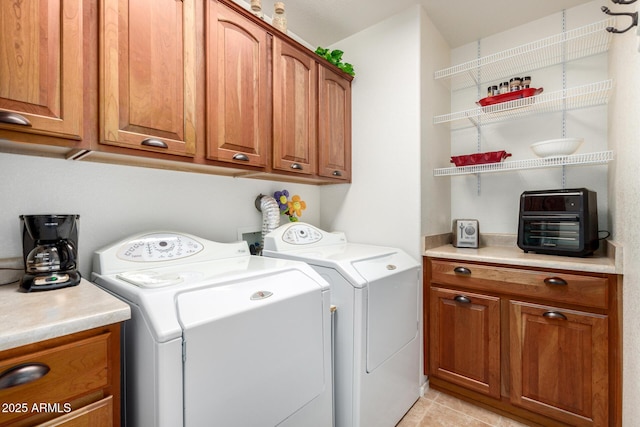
[530,137,583,158]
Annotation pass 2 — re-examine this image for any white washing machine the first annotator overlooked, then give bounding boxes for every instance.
[263,223,420,427]
[91,232,333,427]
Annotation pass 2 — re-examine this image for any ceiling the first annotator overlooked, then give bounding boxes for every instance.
[245,0,595,48]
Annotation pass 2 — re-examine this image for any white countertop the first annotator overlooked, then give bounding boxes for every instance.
[424,241,622,275]
[0,278,131,352]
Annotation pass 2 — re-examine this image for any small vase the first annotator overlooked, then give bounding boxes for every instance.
[250,0,263,19]
[272,2,287,32]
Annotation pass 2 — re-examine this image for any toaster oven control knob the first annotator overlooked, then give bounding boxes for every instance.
[464,226,476,235]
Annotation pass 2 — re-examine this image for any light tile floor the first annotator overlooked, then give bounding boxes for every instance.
[397,388,529,427]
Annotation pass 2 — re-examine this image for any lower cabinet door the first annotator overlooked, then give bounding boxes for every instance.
[509,301,608,427]
[37,396,112,427]
[429,287,501,398]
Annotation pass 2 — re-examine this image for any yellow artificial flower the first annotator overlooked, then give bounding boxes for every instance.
[288,195,306,217]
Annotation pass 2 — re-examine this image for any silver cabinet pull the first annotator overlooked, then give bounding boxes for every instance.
[544,277,568,286]
[453,295,471,304]
[290,163,303,170]
[232,153,250,161]
[0,111,32,127]
[543,311,568,320]
[141,138,168,149]
[453,266,471,276]
[332,170,342,177]
[0,363,50,390]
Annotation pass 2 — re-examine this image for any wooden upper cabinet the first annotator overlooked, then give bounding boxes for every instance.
[318,65,351,181]
[509,301,609,427]
[0,0,84,142]
[206,1,269,168]
[272,39,317,176]
[100,0,197,157]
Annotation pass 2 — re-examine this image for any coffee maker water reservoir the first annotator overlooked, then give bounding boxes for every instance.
[20,214,81,292]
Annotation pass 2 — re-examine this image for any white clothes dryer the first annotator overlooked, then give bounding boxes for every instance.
[263,223,420,427]
[91,231,333,427]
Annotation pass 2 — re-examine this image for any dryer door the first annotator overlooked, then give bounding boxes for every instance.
[353,254,419,372]
[177,270,327,426]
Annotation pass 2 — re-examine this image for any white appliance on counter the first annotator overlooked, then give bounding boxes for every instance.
[263,223,420,427]
[91,231,333,427]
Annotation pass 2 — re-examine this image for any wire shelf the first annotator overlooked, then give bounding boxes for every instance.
[433,79,613,126]
[434,19,614,90]
[433,151,614,176]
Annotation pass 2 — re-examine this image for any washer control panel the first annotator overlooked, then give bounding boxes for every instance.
[116,233,204,261]
[263,222,347,252]
[282,224,323,245]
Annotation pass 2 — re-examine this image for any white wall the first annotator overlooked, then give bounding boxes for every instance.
[607,18,640,425]
[448,2,609,234]
[319,5,423,260]
[420,9,451,237]
[0,152,320,278]
[318,5,451,391]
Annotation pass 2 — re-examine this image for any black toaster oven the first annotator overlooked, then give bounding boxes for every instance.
[517,188,599,257]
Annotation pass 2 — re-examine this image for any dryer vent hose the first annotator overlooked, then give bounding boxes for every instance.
[258,195,280,254]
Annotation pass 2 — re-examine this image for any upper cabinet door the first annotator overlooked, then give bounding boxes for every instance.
[0,0,84,141]
[272,39,317,176]
[100,0,197,157]
[206,1,269,168]
[318,65,351,181]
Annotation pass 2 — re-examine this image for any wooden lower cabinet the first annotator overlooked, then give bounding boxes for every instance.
[510,301,608,427]
[0,324,121,427]
[424,257,621,427]
[430,287,501,398]
[38,397,113,427]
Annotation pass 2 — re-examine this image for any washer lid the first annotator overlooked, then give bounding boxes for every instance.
[92,256,329,343]
[116,270,185,288]
[264,223,419,288]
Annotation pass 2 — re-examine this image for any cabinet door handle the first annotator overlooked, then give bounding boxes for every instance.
[453,295,471,304]
[332,170,342,177]
[543,311,568,320]
[0,111,32,127]
[232,153,250,161]
[544,277,568,286]
[0,363,50,390]
[141,138,168,149]
[290,163,303,170]
[453,266,471,276]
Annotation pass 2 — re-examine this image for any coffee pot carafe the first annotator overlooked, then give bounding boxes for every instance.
[20,214,81,292]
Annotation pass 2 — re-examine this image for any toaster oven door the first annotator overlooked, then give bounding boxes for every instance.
[520,215,581,251]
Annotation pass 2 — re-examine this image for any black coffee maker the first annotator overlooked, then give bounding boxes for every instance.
[20,214,81,292]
